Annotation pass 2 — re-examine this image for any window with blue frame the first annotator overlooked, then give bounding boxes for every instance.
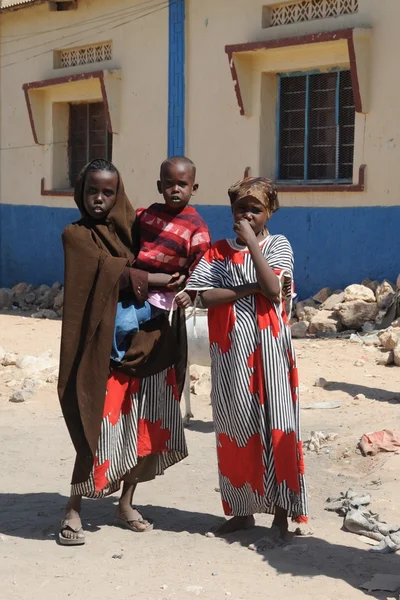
[277,70,355,183]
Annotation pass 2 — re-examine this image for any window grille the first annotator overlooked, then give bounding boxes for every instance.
[270,0,358,27]
[277,70,355,182]
[58,42,112,68]
[69,102,113,187]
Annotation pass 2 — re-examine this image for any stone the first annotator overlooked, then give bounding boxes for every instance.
[36,284,51,295]
[33,309,58,320]
[354,394,366,401]
[344,284,376,303]
[394,347,400,367]
[12,283,28,297]
[313,287,333,304]
[291,320,309,338]
[354,359,366,367]
[6,379,19,388]
[9,389,34,403]
[362,322,375,333]
[191,371,211,396]
[0,288,13,310]
[57,308,63,318]
[392,319,400,328]
[376,280,395,310]
[39,290,55,309]
[362,279,380,293]
[397,274,400,289]
[0,346,6,361]
[308,310,341,334]
[338,301,379,330]
[295,299,318,320]
[24,292,36,304]
[53,290,64,311]
[298,306,319,323]
[16,350,54,374]
[314,377,328,388]
[52,282,62,291]
[378,330,399,351]
[376,349,394,366]
[320,292,345,311]
[2,352,18,366]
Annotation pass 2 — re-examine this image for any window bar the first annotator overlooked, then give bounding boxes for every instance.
[304,74,310,181]
[276,75,281,179]
[335,71,341,180]
[86,103,90,164]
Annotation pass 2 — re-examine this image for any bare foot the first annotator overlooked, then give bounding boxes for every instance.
[206,515,255,538]
[60,508,85,544]
[248,524,288,552]
[116,506,153,532]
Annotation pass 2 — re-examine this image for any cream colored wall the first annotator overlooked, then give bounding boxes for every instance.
[0,0,169,209]
[186,0,400,208]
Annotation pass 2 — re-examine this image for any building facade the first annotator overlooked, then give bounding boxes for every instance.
[1,0,399,298]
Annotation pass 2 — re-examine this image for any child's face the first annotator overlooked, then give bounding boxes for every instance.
[157,162,198,211]
[83,170,118,220]
[232,196,269,236]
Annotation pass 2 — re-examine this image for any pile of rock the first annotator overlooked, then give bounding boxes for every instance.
[0,282,63,319]
[291,279,397,338]
[0,346,58,403]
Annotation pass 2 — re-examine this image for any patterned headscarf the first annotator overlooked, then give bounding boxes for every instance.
[228,177,280,214]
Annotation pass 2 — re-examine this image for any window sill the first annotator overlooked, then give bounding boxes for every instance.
[41,178,74,197]
[277,165,366,192]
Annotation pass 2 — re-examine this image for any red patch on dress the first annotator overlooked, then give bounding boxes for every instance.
[129,378,141,395]
[93,457,110,492]
[217,433,265,495]
[247,345,265,405]
[297,441,305,475]
[166,368,180,401]
[255,294,280,338]
[208,303,236,354]
[271,429,300,494]
[287,350,299,402]
[230,251,245,265]
[103,372,130,425]
[222,499,233,516]
[137,419,171,457]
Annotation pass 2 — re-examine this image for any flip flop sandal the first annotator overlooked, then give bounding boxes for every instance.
[115,517,154,533]
[58,520,86,546]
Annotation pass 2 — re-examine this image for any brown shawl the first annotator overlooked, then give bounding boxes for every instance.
[58,161,187,483]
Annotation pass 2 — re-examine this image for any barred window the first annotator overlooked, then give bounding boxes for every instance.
[69,102,113,187]
[277,70,355,183]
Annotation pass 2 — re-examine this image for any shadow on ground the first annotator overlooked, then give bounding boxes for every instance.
[0,493,398,598]
[325,380,400,403]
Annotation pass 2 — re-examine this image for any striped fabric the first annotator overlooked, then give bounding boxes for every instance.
[135,203,211,275]
[186,235,308,521]
[71,369,188,498]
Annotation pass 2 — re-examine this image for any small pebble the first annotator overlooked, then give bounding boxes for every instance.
[354,360,365,367]
[112,554,123,560]
[314,377,328,388]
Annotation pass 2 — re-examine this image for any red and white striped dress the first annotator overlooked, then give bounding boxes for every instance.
[186,234,308,522]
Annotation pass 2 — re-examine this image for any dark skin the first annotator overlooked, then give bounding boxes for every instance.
[178,196,288,540]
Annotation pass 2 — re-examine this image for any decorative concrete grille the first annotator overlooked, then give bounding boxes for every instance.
[270,0,358,27]
[59,43,112,68]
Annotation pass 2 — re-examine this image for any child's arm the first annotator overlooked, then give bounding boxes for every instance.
[201,283,260,308]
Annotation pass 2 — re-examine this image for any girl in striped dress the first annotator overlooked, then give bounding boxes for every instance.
[179,177,308,547]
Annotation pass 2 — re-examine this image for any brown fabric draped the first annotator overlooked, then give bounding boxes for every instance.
[58,161,186,484]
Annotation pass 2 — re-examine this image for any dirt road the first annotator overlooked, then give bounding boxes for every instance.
[1,313,399,600]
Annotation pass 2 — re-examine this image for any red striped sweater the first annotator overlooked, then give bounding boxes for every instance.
[135,203,211,275]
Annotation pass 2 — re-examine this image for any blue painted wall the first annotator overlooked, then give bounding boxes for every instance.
[168,0,185,157]
[0,203,399,299]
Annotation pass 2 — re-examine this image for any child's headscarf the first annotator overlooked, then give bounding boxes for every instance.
[228,177,280,214]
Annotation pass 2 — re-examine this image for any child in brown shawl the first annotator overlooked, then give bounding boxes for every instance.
[58,159,188,545]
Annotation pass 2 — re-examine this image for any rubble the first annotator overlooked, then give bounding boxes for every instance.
[0,281,64,318]
[338,301,379,329]
[378,329,398,350]
[343,284,376,303]
[309,310,341,334]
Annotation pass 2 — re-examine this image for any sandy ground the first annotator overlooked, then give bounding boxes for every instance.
[1,313,400,600]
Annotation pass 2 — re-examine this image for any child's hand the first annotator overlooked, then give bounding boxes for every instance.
[233,219,257,246]
[167,272,186,291]
[175,292,192,309]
